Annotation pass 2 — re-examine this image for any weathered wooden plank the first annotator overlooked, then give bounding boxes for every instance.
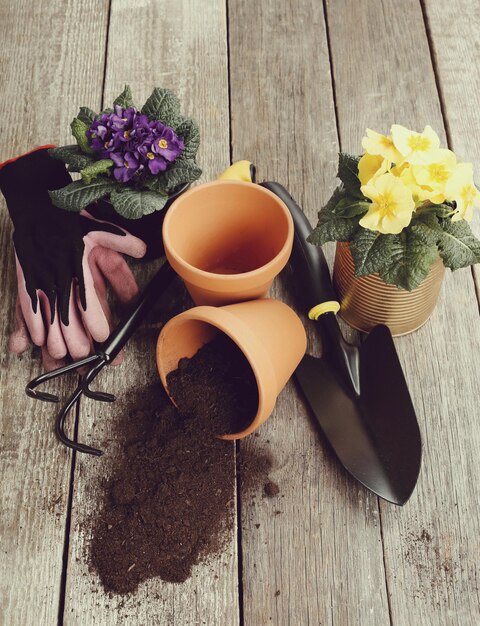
[62,1,236,624]
[326,0,480,624]
[0,1,109,625]
[228,1,391,625]
[422,0,480,253]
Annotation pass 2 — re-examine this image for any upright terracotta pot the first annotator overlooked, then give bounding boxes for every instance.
[333,242,445,336]
[162,180,294,306]
[156,299,307,438]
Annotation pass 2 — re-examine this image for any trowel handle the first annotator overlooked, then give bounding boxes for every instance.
[260,182,338,310]
[262,181,360,390]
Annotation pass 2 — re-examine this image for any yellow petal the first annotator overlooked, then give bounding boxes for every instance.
[423,125,441,145]
[445,162,474,198]
[446,162,480,222]
[412,149,456,200]
[361,129,402,163]
[358,153,390,185]
[360,180,381,204]
[391,124,441,165]
[395,164,431,203]
[360,172,415,234]
[428,190,447,204]
[390,124,411,154]
[359,211,382,231]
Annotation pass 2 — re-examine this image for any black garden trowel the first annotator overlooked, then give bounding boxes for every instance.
[262,182,422,505]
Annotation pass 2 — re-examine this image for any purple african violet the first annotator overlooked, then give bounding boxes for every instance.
[86,106,184,182]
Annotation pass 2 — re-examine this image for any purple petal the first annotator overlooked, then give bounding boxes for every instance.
[113,166,129,182]
[124,152,139,168]
[148,157,167,174]
[110,152,124,167]
[161,148,181,162]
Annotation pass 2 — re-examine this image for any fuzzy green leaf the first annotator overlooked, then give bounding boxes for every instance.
[109,188,168,219]
[408,211,443,241]
[436,219,480,270]
[175,118,200,160]
[307,186,361,246]
[77,106,96,125]
[48,145,95,172]
[351,210,480,289]
[411,210,480,268]
[351,211,442,290]
[378,229,439,290]
[350,211,444,290]
[71,117,94,155]
[350,228,384,276]
[337,153,363,198]
[352,225,438,290]
[333,197,370,218]
[146,158,202,193]
[80,159,113,185]
[49,179,119,211]
[142,88,181,127]
[113,85,134,109]
[163,158,202,190]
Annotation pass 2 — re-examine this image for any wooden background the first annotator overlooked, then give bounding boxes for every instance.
[1,0,479,624]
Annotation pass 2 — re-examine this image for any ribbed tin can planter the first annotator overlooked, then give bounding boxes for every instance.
[333,242,445,336]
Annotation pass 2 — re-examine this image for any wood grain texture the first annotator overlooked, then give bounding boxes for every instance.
[1,0,479,624]
[0,1,109,625]
[326,0,480,624]
[422,0,480,271]
[228,1,391,624]
[62,1,236,624]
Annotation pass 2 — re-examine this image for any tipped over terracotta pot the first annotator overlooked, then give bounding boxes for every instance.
[156,299,307,438]
[162,180,294,306]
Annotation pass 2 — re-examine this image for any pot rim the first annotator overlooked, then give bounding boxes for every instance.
[162,179,294,286]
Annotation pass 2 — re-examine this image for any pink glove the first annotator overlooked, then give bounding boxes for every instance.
[0,147,147,370]
[10,213,146,368]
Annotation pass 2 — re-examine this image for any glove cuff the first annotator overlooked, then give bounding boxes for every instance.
[0,146,72,223]
[0,145,56,170]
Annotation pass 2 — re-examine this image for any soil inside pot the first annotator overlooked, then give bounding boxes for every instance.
[166,333,259,435]
[89,335,269,595]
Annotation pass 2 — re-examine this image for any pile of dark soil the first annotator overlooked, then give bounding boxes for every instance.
[89,333,276,595]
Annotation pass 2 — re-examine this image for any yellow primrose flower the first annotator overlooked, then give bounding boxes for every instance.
[412,149,457,204]
[361,129,402,163]
[358,153,390,185]
[391,124,441,165]
[392,163,431,204]
[445,162,480,222]
[360,172,415,234]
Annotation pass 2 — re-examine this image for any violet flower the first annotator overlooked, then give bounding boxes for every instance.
[110,151,141,182]
[136,141,168,175]
[87,105,185,183]
[152,124,184,162]
[112,106,132,130]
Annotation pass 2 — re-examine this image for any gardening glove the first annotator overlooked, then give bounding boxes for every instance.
[0,146,147,368]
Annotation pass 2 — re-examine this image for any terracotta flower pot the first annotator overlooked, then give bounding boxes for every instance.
[162,180,294,306]
[156,299,307,438]
[333,242,445,336]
